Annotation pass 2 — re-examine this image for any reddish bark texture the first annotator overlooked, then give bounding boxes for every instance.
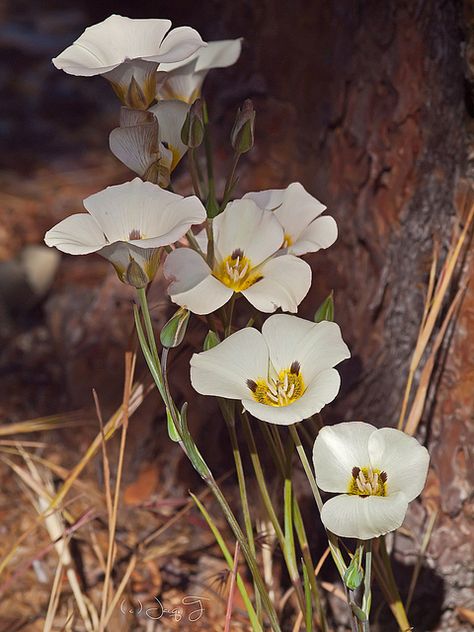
[0,0,472,629]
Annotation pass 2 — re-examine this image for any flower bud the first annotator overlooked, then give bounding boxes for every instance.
[343,548,364,590]
[203,330,220,351]
[181,99,205,148]
[231,99,255,154]
[314,291,334,323]
[125,259,149,289]
[160,307,190,348]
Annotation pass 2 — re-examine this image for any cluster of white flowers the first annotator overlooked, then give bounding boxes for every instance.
[45,15,429,542]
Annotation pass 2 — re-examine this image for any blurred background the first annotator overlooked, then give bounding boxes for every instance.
[0,1,472,630]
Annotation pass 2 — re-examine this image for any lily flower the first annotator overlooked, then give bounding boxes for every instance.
[163,199,312,314]
[312,422,430,539]
[44,178,206,287]
[243,182,337,255]
[109,101,189,186]
[190,314,350,424]
[156,38,243,103]
[52,15,205,108]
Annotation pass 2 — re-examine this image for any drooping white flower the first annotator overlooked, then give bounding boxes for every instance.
[44,178,206,286]
[52,15,205,108]
[312,422,430,539]
[190,314,350,425]
[163,199,312,314]
[109,101,189,186]
[156,38,242,104]
[243,182,337,256]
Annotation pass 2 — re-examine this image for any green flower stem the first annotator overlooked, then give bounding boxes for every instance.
[221,401,263,623]
[136,288,159,366]
[188,148,202,199]
[289,424,347,579]
[241,412,306,613]
[361,540,372,631]
[206,218,215,268]
[202,101,219,217]
[293,499,328,632]
[191,493,262,632]
[186,229,205,258]
[221,152,240,210]
[134,292,281,631]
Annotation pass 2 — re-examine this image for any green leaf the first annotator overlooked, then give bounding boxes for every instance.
[203,330,220,351]
[314,291,334,322]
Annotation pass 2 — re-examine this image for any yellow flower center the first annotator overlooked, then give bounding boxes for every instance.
[348,466,387,497]
[283,233,293,248]
[246,361,305,407]
[214,249,262,291]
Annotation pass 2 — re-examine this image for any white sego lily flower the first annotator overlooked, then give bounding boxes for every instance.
[190,314,350,425]
[109,101,189,186]
[156,38,243,103]
[163,199,312,315]
[52,15,205,109]
[244,182,337,256]
[312,422,430,539]
[44,178,206,287]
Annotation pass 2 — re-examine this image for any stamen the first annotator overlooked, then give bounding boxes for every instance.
[247,366,305,408]
[349,466,387,497]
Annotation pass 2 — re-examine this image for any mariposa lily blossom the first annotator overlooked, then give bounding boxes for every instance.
[243,182,337,255]
[52,15,205,109]
[190,314,350,424]
[156,38,242,104]
[109,101,189,186]
[163,199,312,314]
[312,422,430,539]
[44,178,206,287]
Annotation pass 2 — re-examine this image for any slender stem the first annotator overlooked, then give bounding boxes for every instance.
[136,288,159,365]
[224,293,236,337]
[241,412,306,612]
[206,218,215,268]
[186,230,205,258]
[361,540,372,631]
[188,148,202,199]
[202,100,218,215]
[223,405,262,622]
[221,152,240,209]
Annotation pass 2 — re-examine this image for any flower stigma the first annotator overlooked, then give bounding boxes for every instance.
[246,361,305,407]
[348,466,387,497]
[214,248,262,291]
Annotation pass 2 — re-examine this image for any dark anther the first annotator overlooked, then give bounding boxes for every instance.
[246,379,258,392]
[129,228,141,240]
[380,471,387,483]
[352,467,361,478]
[290,360,301,375]
[231,248,244,260]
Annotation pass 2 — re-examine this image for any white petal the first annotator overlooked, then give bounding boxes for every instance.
[52,16,172,75]
[320,492,409,540]
[190,328,269,399]
[154,26,205,64]
[83,179,205,246]
[213,200,283,265]
[242,367,340,425]
[103,59,157,92]
[241,255,311,313]
[288,216,338,256]
[262,316,350,383]
[156,68,203,103]
[98,242,159,282]
[109,119,158,176]
[194,38,243,72]
[164,248,232,314]
[44,213,106,254]
[368,428,430,502]
[244,182,327,245]
[149,100,189,169]
[312,422,377,493]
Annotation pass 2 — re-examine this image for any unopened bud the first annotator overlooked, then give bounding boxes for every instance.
[343,548,364,590]
[231,99,255,154]
[203,330,220,351]
[160,307,190,348]
[314,291,334,323]
[181,99,205,148]
[125,259,148,289]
